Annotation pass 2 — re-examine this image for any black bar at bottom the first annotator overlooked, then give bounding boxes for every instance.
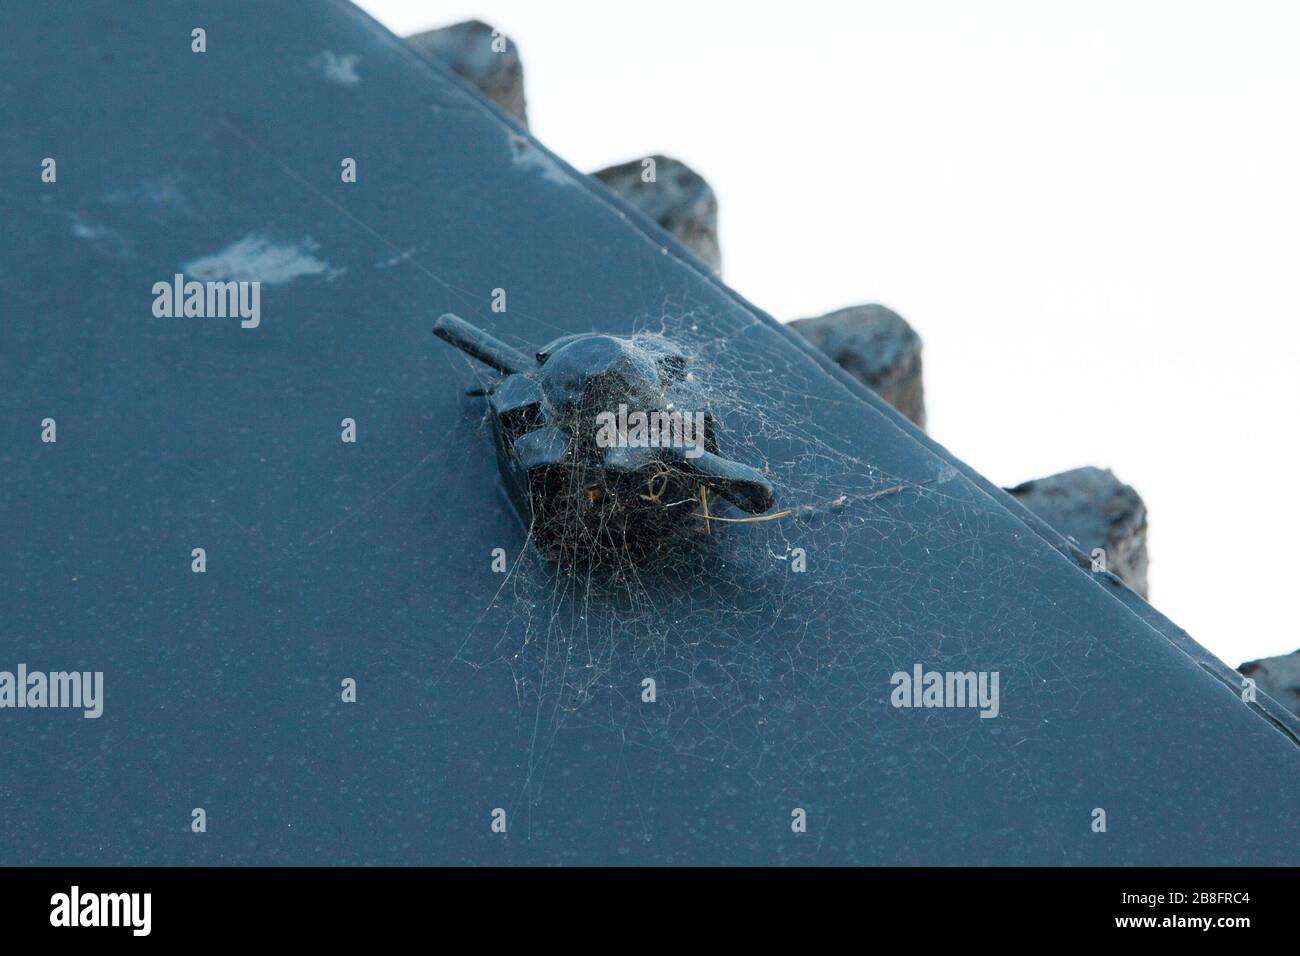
[0,866,1286,942]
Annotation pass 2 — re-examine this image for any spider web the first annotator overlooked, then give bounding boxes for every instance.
[434,292,1082,845]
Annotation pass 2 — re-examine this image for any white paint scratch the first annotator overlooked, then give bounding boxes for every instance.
[315,51,361,86]
[71,221,112,240]
[376,248,418,269]
[185,234,338,285]
[509,133,573,187]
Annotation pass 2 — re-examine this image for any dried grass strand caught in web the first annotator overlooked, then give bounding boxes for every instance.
[691,485,908,523]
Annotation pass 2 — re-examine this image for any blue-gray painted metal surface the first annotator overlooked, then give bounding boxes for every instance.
[2,0,1296,865]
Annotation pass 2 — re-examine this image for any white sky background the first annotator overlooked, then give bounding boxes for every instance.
[359,0,1299,666]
